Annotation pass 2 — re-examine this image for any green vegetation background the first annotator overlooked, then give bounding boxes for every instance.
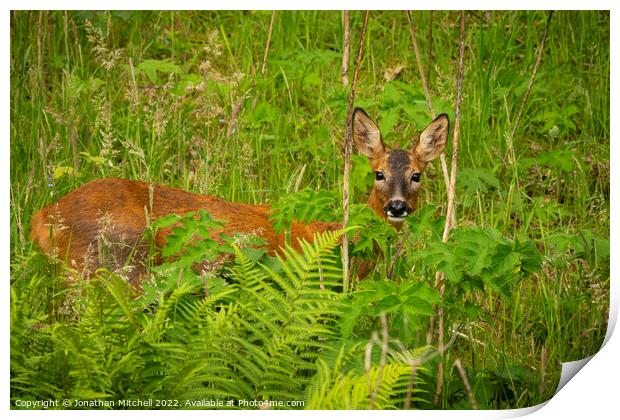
[10,11,610,410]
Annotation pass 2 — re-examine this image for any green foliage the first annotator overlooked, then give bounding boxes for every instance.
[414,226,542,298]
[457,167,502,208]
[340,280,441,344]
[135,59,183,84]
[10,10,609,410]
[349,204,398,260]
[307,357,425,409]
[520,150,578,173]
[546,229,610,275]
[269,189,338,234]
[350,155,374,199]
[11,229,352,407]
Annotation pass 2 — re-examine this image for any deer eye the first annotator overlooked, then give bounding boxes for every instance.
[375,171,385,181]
[410,173,421,183]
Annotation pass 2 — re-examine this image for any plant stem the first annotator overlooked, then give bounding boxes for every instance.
[506,11,553,165]
[427,11,433,85]
[406,11,450,193]
[261,11,276,75]
[342,11,370,292]
[369,312,389,409]
[342,11,350,86]
[434,10,466,406]
[455,359,478,409]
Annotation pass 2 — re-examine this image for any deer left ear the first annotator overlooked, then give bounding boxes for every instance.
[414,113,449,162]
[353,108,386,160]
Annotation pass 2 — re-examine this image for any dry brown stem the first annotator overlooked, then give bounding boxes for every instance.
[342,11,351,86]
[455,359,478,409]
[261,11,276,75]
[406,11,450,193]
[342,11,370,291]
[369,312,389,409]
[434,11,466,405]
[506,11,553,165]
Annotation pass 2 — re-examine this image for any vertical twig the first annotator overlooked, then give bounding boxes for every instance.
[506,11,553,165]
[434,10,466,406]
[36,11,46,97]
[406,11,450,193]
[342,11,370,292]
[342,11,351,86]
[539,345,548,397]
[407,10,449,346]
[369,312,389,409]
[128,56,139,100]
[404,362,418,409]
[406,11,435,118]
[69,120,79,173]
[227,95,247,137]
[63,11,70,70]
[261,11,276,75]
[11,186,26,253]
[387,230,410,279]
[388,10,450,282]
[427,11,434,86]
[455,359,478,409]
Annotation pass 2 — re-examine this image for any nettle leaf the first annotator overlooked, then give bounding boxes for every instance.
[546,230,609,274]
[339,301,365,339]
[375,295,401,314]
[152,213,182,229]
[66,73,104,97]
[350,205,397,258]
[247,101,278,126]
[404,297,434,316]
[379,107,401,139]
[491,243,522,276]
[405,205,445,240]
[380,82,404,107]
[415,225,543,298]
[513,238,543,275]
[155,210,227,266]
[343,279,440,342]
[414,241,461,283]
[402,281,442,305]
[453,228,498,277]
[531,196,569,223]
[238,246,267,263]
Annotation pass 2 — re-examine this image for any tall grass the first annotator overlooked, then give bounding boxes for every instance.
[10,10,609,409]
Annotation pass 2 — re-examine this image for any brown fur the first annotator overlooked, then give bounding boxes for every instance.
[30,178,341,283]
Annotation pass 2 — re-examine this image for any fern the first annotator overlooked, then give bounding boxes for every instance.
[306,354,428,409]
[12,217,471,409]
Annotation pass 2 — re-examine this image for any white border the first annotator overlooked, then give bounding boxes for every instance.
[3,2,617,419]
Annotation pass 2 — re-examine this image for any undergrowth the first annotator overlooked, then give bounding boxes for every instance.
[10,10,609,409]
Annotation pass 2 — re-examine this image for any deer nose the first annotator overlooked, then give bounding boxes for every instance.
[385,200,410,218]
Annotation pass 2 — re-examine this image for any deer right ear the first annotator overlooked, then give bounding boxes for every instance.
[353,108,386,159]
[414,113,449,162]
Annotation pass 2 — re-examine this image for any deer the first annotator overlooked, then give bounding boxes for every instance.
[29,108,448,284]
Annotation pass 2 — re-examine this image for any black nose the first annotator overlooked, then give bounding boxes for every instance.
[385,200,408,217]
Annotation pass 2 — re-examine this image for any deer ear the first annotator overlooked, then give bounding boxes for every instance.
[414,113,449,162]
[353,108,386,159]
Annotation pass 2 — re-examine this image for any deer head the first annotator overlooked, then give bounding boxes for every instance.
[353,108,449,225]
